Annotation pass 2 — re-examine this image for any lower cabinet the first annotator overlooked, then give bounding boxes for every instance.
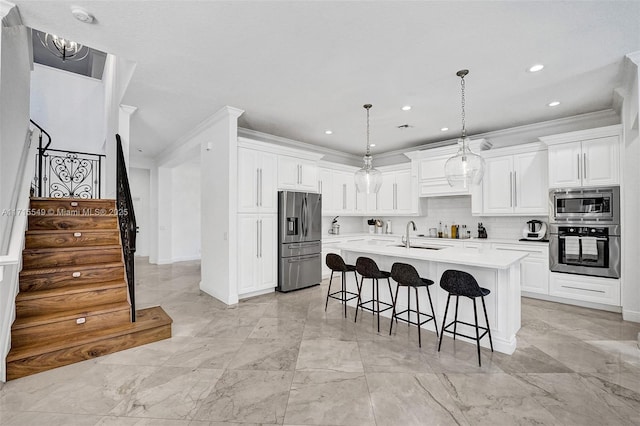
[237,214,276,295]
[549,273,620,306]
[493,243,549,295]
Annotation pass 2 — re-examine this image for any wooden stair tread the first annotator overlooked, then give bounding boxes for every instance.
[16,279,126,301]
[12,301,131,330]
[20,262,124,276]
[7,306,172,362]
[26,229,119,235]
[23,245,121,254]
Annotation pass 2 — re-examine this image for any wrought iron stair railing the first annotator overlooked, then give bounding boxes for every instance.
[31,119,104,199]
[116,134,137,322]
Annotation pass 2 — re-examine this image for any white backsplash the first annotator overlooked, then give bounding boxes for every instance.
[324,195,547,240]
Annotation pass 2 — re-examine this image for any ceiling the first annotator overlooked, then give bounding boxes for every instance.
[13,1,640,161]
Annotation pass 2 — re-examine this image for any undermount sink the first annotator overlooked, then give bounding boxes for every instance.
[390,244,446,250]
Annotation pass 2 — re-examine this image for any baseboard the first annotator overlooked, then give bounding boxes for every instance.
[170,255,201,263]
[0,265,19,383]
[238,287,275,300]
[622,309,640,323]
[521,292,622,313]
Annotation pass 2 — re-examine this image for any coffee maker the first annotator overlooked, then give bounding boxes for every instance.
[521,220,547,241]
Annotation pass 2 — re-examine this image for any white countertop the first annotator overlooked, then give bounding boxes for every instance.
[337,241,529,269]
[324,232,548,247]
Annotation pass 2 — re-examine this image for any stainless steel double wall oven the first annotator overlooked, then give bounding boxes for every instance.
[549,186,620,279]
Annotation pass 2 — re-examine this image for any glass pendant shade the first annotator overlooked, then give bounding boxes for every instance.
[445,137,485,189]
[355,155,383,194]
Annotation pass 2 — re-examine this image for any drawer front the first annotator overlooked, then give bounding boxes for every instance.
[549,273,620,306]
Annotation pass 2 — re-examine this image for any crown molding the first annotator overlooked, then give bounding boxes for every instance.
[0,1,19,25]
[156,105,244,165]
[238,127,361,165]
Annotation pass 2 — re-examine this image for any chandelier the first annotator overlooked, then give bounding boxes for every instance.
[38,32,89,62]
[354,104,382,194]
[444,69,485,188]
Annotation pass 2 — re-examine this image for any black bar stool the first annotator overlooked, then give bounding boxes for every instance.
[325,253,359,318]
[437,269,494,367]
[389,262,438,348]
[354,257,395,332]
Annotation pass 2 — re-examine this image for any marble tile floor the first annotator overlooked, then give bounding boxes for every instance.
[1,258,640,425]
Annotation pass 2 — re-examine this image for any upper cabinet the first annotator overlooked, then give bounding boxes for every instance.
[237,147,277,213]
[278,156,319,192]
[377,167,414,215]
[405,139,491,198]
[481,145,548,215]
[540,125,621,188]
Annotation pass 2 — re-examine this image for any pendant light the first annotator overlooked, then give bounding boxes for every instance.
[354,104,382,194]
[444,69,485,188]
[38,32,89,62]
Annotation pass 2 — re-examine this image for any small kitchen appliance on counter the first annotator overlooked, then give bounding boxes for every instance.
[520,220,548,242]
[477,223,487,239]
[328,216,340,235]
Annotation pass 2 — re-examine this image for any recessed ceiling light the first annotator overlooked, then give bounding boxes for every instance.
[401,105,412,111]
[71,6,94,23]
[440,127,449,132]
[324,130,333,135]
[528,64,544,73]
[548,101,560,107]
[370,144,376,147]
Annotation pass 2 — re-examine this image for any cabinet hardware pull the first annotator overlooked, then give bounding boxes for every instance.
[259,219,263,258]
[583,153,587,180]
[256,169,260,206]
[577,154,581,180]
[509,171,513,207]
[256,220,260,258]
[259,169,263,206]
[343,184,346,209]
[513,171,517,207]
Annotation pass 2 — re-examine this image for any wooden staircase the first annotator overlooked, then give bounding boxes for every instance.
[6,198,172,381]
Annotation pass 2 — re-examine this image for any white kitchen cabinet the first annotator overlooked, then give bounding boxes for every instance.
[376,168,415,215]
[318,168,333,212]
[405,140,489,198]
[541,126,621,188]
[331,170,357,213]
[237,214,276,295]
[549,272,620,306]
[493,243,549,295]
[482,147,548,215]
[238,147,277,213]
[278,155,318,192]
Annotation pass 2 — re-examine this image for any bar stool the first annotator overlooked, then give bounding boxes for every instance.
[389,262,438,348]
[354,257,395,332]
[437,269,493,367]
[325,253,360,318]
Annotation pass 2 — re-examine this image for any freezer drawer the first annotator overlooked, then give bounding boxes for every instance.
[278,253,321,292]
[279,241,321,258]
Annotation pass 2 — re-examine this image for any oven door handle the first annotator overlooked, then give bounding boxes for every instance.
[558,235,608,241]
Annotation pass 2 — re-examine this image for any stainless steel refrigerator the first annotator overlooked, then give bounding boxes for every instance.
[277,191,322,292]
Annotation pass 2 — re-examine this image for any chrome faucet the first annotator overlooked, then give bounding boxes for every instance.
[405,220,417,248]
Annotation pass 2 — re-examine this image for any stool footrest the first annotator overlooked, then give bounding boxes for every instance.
[328,290,359,303]
[357,299,393,314]
[393,308,436,328]
[442,320,489,341]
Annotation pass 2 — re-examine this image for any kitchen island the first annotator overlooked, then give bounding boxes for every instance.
[339,242,528,354]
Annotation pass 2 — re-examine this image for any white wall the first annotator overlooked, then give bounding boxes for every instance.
[171,162,201,262]
[0,1,33,383]
[622,53,640,323]
[129,167,150,257]
[30,64,105,154]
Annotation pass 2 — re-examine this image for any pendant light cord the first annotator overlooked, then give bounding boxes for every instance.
[364,104,372,156]
[460,74,466,138]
